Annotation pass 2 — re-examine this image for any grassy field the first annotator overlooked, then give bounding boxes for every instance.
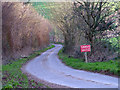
[31,2,57,19]
[58,49,119,77]
[2,45,55,88]
[31,2,67,19]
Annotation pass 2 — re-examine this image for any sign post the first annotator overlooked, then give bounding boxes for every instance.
[85,52,88,63]
[80,45,91,63]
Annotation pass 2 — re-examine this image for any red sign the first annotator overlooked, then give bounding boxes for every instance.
[80,45,91,52]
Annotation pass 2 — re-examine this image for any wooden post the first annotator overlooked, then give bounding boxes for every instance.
[85,52,88,63]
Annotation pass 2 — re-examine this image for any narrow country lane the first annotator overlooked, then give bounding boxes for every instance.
[23,44,118,88]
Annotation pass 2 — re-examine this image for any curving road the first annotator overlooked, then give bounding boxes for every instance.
[23,44,118,88]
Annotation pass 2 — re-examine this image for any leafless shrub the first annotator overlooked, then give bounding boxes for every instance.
[2,2,51,64]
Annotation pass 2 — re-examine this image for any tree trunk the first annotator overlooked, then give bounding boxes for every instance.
[63,35,75,55]
[86,30,95,55]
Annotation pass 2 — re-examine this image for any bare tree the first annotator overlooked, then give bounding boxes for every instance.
[74,1,118,53]
[49,2,78,54]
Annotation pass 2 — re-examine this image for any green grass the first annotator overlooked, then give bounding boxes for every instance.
[31,2,63,19]
[2,45,55,88]
[58,49,119,77]
[31,2,56,19]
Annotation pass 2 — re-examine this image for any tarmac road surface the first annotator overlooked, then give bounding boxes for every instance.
[24,44,118,88]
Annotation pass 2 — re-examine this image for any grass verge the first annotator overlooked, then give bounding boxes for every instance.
[2,45,55,88]
[58,49,119,77]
